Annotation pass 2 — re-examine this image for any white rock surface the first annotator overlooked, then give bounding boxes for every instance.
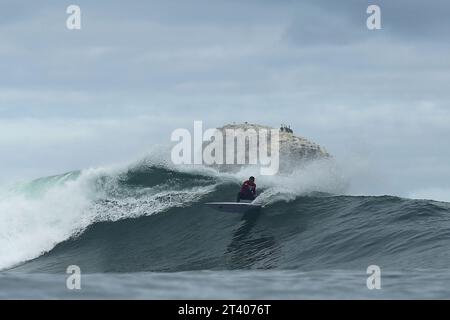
[205,122,330,173]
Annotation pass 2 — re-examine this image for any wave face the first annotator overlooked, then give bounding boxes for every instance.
[2,160,450,273]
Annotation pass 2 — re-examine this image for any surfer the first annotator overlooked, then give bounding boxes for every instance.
[236,176,256,202]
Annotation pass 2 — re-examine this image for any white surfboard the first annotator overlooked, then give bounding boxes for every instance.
[204,202,262,213]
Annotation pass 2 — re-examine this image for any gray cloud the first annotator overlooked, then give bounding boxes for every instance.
[0,0,449,201]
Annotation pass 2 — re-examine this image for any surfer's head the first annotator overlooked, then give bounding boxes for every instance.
[249,176,255,182]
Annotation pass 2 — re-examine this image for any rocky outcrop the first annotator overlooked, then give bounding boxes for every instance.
[205,122,330,173]
[221,122,329,158]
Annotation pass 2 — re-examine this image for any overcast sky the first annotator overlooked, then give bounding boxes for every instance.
[0,0,449,201]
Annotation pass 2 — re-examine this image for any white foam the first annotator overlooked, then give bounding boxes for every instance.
[92,185,216,221]
[0,163,215,271]
[176,159,348,206]
[0,170,98,270]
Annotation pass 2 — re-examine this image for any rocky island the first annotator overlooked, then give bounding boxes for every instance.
[205,122,331,174]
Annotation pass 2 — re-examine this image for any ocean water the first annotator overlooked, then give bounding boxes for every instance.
[1,270,450,299]
[1,160,450,299]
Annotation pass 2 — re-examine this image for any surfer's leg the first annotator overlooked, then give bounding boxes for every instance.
[240,192,253,201]
[236,192,241,202]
